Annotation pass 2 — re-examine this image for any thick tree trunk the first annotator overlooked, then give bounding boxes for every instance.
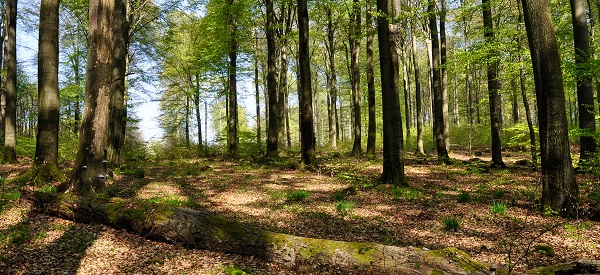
[350,0,362,156]
[38,196,490,274]
[28,0,65,184]
[377,0,405,185]
[440,0,450,154]
[429,0,450,163]
[570,0,597,163]
[108,0,129,166]
[482,0,506,168]
[3,0,17,164]
[228,24,238,156]
[326,8,339,150]
[298,0,316,167]
[266,0,279,157]
[62,0,115,196]
[366,1,376,158]
[521,0,579,214]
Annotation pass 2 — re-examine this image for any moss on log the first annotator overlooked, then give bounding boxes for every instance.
[37,195,492,274]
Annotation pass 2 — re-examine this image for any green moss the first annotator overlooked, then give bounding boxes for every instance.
[430,270,445,275]
[530,263,574,275]
[429,247,487,272]
[534,244,555,257]
[106,198,173,226]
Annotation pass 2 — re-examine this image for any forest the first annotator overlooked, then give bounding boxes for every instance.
[2,0,600,273]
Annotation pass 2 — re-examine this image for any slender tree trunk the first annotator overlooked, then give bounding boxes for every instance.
[570,0,597,163]
[411,25,425,155]
[228,1,238,156]
[3,0,17,164]
[326,8,339,150]
[402,53,411,139]
[482,0,506,167]
[521,0,579,214]
[377,0,405,184]
[194,75,202,157]
[108,0,129,166]
[74,46,82,135]
[254,32,261,147]
[298,0,316,167]
[428,0,449,163]
[0,8,4,145]
[185,94,190,148]
[62,0,115,196]
[285,90,291,147]
[511,78,520,124]
[350,0,362,156]
[366,0,376,158]
[266,0,279,157]
[440,0,450,153]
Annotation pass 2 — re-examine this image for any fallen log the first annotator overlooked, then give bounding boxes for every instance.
[36,194,494,274]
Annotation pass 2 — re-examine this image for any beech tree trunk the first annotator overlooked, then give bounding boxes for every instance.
[62,0,115,196]
[517,1,537,166]
[429,0,450,163]
[440,0,450,154]
[254,33,261,147]
[482,0,506,167]
[411,23,425,155]
[377,0,405,185]
[366,1,376,158]
[266,0,279,157]
[228,0,238,157]
[28,0,64,184]
[570,0,597,163]
[298,0,316,167]
[326,8,339,150]
[3,0,17,164]
[108,0,129,166]
[521,0,579,213]
[350,0,362,156]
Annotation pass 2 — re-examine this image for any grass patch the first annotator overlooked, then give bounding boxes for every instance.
[457,191,471,203]
[492,188,506,199]
[392,187,422,201]
[442,217,461,232]
[490,202,507,215]
[336,200,355,216]
[286,190,310,202]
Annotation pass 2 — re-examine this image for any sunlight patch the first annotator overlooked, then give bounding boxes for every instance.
[135,181,187,201]
[0,203,30,231]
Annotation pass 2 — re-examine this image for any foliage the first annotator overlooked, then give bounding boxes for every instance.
[335,200,355,216]
[286,190,310,202]
[457,191,471,203]
[490,202,507,215]
[442,216,461,232]
[392,187,422,201]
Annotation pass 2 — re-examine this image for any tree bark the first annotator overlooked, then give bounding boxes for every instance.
[440,0,450,154]
[108,0,129,166]
[570,0,597,163]
[377,0,405,185]
[411,23,425,156]
[350,0,362,156]
[482,0,506,167]
[28,0,64,184]
[254,32,261,147]
[521,0,579,213]
[366,1,376,158]
[62,0,115,196]
[228,0,238,157]
[429,0,450,163]
[298,0,316,167]
[266,0,279,157]
[194,75,202,157]
[326,7,339,150]
[3,0,17,164]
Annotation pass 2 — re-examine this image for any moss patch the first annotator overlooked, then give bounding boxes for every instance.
[429,247,487,272]
[106,198,173,227]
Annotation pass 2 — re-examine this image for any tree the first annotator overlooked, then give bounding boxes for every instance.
[298,0,316,167]
[521,0,578,213]
[377,0,405,185]
[428,0,449,163]
[28,0,65,183]
[482,0,506,167]
[366,0,376,158]
[325,5,339,150]
[227,0,238,156]
[411,11,424,156]
[3,0,17,164]
[350,0,362,156]
[266,0,279,157]
[60,0,115,196]
[570,0,597,163]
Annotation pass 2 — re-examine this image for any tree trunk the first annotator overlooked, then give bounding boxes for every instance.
[3,0,17,164]
[38,196,491,274]
[108,0,129,166]
[429,0,450,163]
[194,75,202,157]
[228,2,238,157]
[326,8,339,150]
[62,0,115,196]
[350,0,362,156]
[482,0,506,167]
[440,0,450,154]
[266,0,279,157]
[298,0,316,167]
[570,0,597,163]
[377,0,405,185]
[27,0,64,184]
[185,95,190,148]
[511,78,520,124]
[366,1,376,158]
[254,32,261,147]
[521,0,579,214]
[411,24,425,156]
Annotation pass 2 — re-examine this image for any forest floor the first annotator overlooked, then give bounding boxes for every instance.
[1,149,600,274]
